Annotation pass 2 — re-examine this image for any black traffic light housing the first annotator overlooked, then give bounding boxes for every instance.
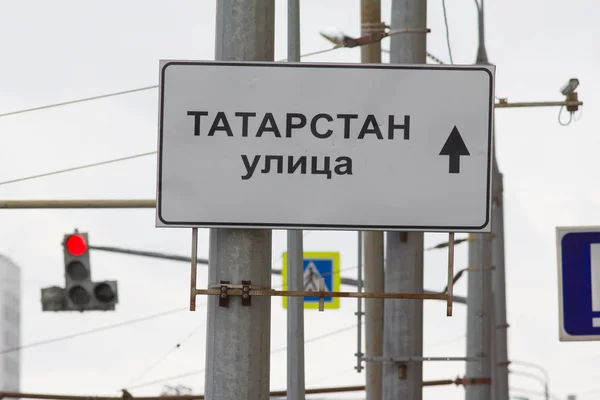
[41,230,119,312]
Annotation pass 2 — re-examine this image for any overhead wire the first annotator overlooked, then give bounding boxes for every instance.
[124,322,206,387]
[441,0,454,64]
[129,260,356,382]
[121,231,319,387]
[0,151,156,187]
[0,48,342,120]
[126,322,360,390]
[0,307,187,355]
[0,85,159,118]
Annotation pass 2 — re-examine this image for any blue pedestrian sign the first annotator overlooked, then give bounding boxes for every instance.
[557,226,600,341]
[281,251,340,310]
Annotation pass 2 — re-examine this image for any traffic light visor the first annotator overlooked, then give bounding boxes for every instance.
[66,234,87,256]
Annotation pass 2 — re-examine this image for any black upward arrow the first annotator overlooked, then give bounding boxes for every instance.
[439,126,470,174]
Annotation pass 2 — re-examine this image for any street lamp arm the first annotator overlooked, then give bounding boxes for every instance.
[495,99,582,109]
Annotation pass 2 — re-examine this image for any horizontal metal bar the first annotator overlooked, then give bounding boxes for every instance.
[495,100,582,108]
[361,356,478,362]
[89,245,209,264]
[0,199,156,209]
[195,288,448,300]
[86,243,469,304]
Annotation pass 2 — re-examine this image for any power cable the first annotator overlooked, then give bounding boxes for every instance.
[0,151,156,187]
[510,385,561,400]
[441,0,454,64]
[121,239,326,388]
[126,322,360,390]
[124,320,206,387]
[122,259,353,387]
[0,44,444,121]
[0,307,186,355]
[0,86,158,118]
[0,48,342,120]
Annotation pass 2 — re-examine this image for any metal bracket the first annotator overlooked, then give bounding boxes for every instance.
[241,280,251,306]
[219,281,230,308]
[188,229,457,315]
[318,277,325,312]
[461,377,492,385]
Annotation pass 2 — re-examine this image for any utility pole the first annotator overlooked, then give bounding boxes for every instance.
[360,1,385,400]
[383,1,427,399]
[286,1,305,400]
[492,171,509,400]
[465,232,493,400]
[204,1,274,400]
[465,1,495,399]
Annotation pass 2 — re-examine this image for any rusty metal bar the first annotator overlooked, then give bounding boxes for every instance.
[0,393,202,400]
[0,199,156,209]
[447,232,455,316]
[0,378,487,400]
[362,356,478,363]
[194,287,449,301]
[189,228,198,311]
[495,100,582,109]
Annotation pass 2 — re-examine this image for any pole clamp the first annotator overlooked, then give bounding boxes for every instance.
[215,281,253,308]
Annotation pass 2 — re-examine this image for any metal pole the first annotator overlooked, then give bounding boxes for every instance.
[355,231,364,372]
[361,0,382,64]
[465,232,493,400]
[204,1,274,400]
[360,2,384,399]
[285,2,305,399]
[383,0,427,398]
[493,172,509,400]
[465,0,496,400]
[0,199,156,208]
[364,230,384,400]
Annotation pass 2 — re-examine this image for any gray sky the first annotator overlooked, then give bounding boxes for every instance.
[1,0,599,399]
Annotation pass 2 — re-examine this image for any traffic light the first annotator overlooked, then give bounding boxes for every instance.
[63,232,119,311]
[41,230,119,312]
[63,232,92,309]
[62,231,118,311]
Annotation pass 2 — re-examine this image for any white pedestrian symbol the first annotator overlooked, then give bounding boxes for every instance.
[303,261,330,292]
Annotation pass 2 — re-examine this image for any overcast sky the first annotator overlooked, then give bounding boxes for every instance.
[1,0,599,399]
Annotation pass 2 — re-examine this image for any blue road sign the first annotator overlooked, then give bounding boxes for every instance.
[556,226,600,341]
[281,252,340,310]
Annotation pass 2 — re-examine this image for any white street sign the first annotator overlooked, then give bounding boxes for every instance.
[156,60,495,232]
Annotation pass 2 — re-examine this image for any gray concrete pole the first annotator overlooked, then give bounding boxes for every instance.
[360,0,382,64]
[465,231,493,400]
[286,2,305,400]
[383,234,424,399]
[360,1,384,400]
[364,231,384,400]
[492,170,509,400]
[204,2,274,400]
[383,1,427,398]
[465,1,499,399]
[287,231,305,400]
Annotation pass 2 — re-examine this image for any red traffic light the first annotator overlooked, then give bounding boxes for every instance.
[65,234,87,256]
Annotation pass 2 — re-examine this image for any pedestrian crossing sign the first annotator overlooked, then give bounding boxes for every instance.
[281,251,341,310]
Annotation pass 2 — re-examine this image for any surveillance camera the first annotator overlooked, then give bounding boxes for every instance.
[560,78,579,95]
